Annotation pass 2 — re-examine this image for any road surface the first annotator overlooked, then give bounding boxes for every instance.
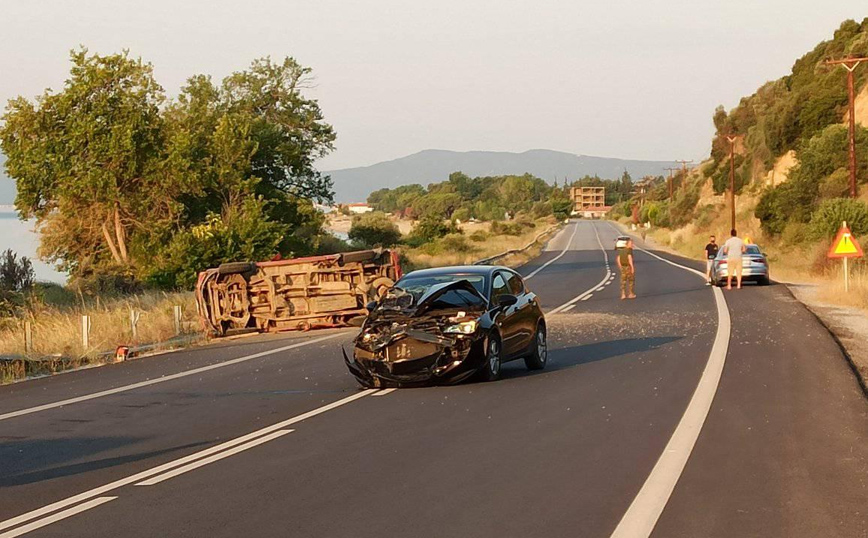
[1,221,866,537]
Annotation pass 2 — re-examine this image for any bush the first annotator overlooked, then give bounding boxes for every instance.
[408,215,459,246]
[818,168,850,200]
[451,207,471,222]
[0,250,35,293]
[348,211,402,248]
[439,234,475,254]
[809,198,868,240]
[781,221,810,246]
[469,230,489,242]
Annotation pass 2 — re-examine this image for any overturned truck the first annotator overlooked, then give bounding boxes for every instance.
[196,249,401,336]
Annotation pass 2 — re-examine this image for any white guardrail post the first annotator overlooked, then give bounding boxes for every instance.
[81,315,91,350]
[173,305,183,335]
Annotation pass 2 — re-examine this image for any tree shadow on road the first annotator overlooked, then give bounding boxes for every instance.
[0,437,209,487]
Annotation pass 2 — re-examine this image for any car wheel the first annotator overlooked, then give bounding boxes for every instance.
[524,323,547,370]
[479,334,502,382]
[758,276,770,286]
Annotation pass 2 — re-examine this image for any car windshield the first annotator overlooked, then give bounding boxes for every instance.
[395,274,487,299]
[716,245,762,257]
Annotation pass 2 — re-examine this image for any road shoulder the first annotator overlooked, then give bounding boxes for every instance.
[786,282,868,395]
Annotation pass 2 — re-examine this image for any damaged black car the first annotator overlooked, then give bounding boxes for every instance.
[344,265,547,388]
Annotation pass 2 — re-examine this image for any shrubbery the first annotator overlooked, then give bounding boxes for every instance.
[348,212,402,248]
[809,198,868,240]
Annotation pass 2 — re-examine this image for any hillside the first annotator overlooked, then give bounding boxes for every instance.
[326,149,672,202]
[0,153,14,206]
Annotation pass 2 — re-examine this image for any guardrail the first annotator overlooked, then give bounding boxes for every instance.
[473,223,564,266]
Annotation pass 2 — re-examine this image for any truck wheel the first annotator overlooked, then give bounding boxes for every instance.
[217,262,256,275]
[368,277,395,300]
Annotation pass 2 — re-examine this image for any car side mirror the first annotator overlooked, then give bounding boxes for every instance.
[497,294,518,308]
[366,301,378,311]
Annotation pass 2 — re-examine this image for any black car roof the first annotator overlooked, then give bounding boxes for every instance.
[399,265,509,279]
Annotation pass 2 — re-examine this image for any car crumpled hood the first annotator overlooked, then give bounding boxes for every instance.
[358,279,487,353]
[371,279,487,318]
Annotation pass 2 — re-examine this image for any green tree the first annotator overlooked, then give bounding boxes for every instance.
[809,198,868,240]
[348,212,401,248]
[1,49,167,273]
[1,51,336,288]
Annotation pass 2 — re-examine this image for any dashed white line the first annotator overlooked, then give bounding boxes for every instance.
[372,388,397,396]
[0,333,344,422]
[549,223,611,314]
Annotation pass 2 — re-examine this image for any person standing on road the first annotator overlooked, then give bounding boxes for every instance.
[617,237,636,300]
[722,229,746,290]
[703,235,719,285]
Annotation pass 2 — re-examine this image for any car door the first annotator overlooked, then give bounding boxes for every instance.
[506,270,536,352]
[490,271,521,358]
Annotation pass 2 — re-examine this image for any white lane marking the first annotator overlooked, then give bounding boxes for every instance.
[525,222,579,280]
[136,430,293,486]
[0,333,343,422]
[562,305,576,312]
[609,225,731,538]
[372,388,397,396]
[549,223,612,314]
[0,389,377,534]
[581,295,592,301]
[0,497,118,538]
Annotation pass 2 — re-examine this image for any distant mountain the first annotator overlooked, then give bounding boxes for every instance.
[0,153,15,206]
[325,149,673,202]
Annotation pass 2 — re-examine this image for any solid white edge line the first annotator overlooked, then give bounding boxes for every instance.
[0,389,377,533]
[608,223,731,538]
[562,305,576,312]
[0,497,118,538]
[372,388,397,396]
[0,333,344,422]
[136,430,294,486]
[549,222,611,314]
[525,222,579,280]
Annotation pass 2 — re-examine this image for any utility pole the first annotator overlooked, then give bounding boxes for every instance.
[674,160,692,191]
[664,167,679,200]
[725,135,743,231]
[825,57,868,198]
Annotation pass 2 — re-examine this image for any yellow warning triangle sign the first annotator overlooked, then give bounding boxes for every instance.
[828,225,864,258]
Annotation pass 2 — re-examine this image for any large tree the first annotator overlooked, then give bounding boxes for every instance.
[1,49,166,273]
[1,51,337,288]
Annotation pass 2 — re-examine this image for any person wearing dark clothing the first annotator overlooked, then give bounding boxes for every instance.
[703,235,719,285]
[617,238,636,299]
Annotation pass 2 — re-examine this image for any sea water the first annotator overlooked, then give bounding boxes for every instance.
[0,209,67,283]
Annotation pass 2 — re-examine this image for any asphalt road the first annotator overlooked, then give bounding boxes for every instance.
[1,221,866,537]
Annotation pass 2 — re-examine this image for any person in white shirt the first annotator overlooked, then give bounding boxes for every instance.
[722,228,746,290]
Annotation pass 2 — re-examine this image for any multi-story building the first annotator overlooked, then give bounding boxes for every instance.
[569,186,608,217]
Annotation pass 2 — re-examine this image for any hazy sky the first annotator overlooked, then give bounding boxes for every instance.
[1,1,865,170]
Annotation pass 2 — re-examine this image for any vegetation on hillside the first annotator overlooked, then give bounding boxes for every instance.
[702,19,868,239]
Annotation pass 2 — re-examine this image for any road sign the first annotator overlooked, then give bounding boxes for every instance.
[827,224,863,259]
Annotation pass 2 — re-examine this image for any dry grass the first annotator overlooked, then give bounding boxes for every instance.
[639,191,868,312]
[0,291,198,360]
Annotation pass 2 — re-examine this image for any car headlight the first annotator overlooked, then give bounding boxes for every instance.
[443,319,478,334]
